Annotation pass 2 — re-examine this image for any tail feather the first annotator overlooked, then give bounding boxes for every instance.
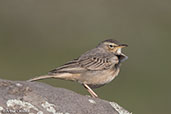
[27,75,55,82]
[27,72,79,82]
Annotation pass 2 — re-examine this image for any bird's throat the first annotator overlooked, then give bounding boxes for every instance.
[116,54,128,63]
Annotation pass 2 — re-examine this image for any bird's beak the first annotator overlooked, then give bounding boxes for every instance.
[115,44,128,49]
[113,44,128,54]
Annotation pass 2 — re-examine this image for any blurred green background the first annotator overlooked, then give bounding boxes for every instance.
[0,0,170,114]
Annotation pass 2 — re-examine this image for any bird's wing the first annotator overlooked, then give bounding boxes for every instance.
[49,50,119,74]
[78,53,118,71]
[48,58,85,74]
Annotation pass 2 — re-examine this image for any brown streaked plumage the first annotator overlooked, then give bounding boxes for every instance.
[28,39,128,98]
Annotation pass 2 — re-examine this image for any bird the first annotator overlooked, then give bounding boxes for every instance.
[28,39,128,98]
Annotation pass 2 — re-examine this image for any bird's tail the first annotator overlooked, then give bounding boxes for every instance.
[27,73,79,82]
[27,75,55,82]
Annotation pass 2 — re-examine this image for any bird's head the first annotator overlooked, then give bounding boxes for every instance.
[98,39,128,54]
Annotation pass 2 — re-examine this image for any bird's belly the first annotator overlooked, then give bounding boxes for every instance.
[79,68,120,88]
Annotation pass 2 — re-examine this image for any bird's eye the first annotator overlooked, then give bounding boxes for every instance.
[109,45,114,48]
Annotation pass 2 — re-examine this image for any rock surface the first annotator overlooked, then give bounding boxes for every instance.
[0,79,131,114]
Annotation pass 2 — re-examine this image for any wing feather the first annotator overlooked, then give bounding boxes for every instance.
[49,49,119,74]
[79,56,115,70]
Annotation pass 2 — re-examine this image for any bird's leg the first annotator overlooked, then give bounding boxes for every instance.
[83,83,98,98]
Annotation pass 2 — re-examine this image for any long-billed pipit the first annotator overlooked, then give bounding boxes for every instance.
[28,39,128,98]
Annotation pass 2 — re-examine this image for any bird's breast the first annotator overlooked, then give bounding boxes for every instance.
[80,67,120,88]
[100,67,120,84]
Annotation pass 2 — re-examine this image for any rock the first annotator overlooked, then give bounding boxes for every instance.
[0,79,131,114]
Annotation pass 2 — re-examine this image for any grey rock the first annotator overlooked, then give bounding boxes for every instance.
[0,79,131,114]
